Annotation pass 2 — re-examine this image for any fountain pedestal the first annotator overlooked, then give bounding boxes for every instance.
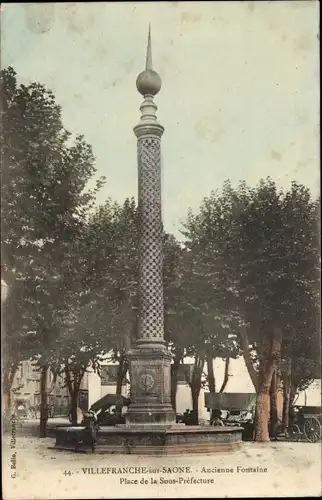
[125,347,175,426]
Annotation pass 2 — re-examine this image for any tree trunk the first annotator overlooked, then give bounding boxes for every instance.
[70,389,79,425]
[170,353,181,412]
[255,389,270,441]
[282,357,292,431]
[189,354,205,425]
[269,369,278,437]
[289,383,297,408]
[219,358,230,393]
[206,354,216,393]
[39,365,49,438]
[116,353,128,396]
[170,368,178,412]
[254,330,282,442]
[117,304,133,396]
[240,327,259,393]
[3,360,19,413]
[65,363,85,425]
[191,392,199,425]
[206,354,216,422]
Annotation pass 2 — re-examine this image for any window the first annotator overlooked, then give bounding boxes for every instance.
[32,368,41,380]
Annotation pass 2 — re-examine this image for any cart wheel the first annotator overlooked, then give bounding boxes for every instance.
[303,417,321,443]
[288,424,301,442]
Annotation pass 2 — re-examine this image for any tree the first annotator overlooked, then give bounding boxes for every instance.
[181,178,319,441]
[1,66,104,433]
[179,194,242,422]
[278,191,320,430]
[227,180,319,441]
[163,235,239,422]
[83,198,139,398]
[280,296,320,430]
[1,274,38,410]
[38,222,123,426]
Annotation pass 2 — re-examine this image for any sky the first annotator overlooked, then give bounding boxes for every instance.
[1,1,320,239]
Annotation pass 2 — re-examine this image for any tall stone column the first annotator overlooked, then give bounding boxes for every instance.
[126,28,175,426]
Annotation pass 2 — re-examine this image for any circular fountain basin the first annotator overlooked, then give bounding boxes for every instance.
[54,424,243,455]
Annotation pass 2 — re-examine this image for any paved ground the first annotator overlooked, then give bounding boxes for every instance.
[2,422,322,499]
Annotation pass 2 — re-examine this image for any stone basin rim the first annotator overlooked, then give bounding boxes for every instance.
[54,425,243,434]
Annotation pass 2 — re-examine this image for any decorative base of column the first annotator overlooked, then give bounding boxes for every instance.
[125,403,176,426]
[126,345,176,426]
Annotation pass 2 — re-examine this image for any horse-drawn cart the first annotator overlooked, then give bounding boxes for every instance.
[288,405,321,443]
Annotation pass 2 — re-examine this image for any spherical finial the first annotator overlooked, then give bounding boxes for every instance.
[136,70,161,96]
[136,25,162,97]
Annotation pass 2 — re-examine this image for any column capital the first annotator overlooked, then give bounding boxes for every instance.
[133,123,164,139]
[133,94,164,138]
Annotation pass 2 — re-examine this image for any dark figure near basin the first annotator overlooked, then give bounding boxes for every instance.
[97,407,126,426]
[80,410,99,452]
[88,394,131,427]
[210,409,225,427]
[72,395,131,452]
[176,409,198,426]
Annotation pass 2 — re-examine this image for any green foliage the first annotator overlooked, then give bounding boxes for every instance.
[84,197,139,357]
[182,177,320,394]
[1,66,105,387]
[179,182,243,361]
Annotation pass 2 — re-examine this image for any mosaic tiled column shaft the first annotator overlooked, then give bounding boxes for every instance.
[136,122,164,348]
[125,29,175,426]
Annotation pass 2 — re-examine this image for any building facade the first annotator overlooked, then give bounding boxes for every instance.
[11,356,319,419]
[10,360,89,415]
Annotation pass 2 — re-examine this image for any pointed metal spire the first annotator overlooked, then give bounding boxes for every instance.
[136,24,161,97]
[145,24,153,71]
